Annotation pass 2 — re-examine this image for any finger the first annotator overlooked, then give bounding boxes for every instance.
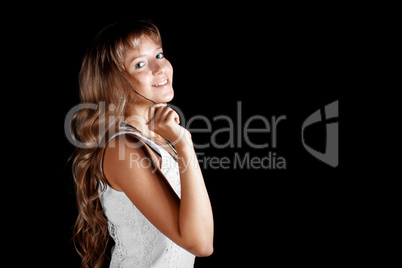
[161,106,174,121]
[166,109,180,124]
[153,104,168,123]
[175,114,180,124]
[147,103,166,124]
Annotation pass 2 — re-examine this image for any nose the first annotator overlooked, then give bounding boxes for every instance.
[151,59,165,76]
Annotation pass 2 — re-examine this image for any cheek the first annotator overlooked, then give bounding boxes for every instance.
[165,61,173,76]
[131,72,152,88]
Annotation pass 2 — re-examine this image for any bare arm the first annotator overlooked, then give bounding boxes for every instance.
[175,135,214,256]
[103,105,214,256]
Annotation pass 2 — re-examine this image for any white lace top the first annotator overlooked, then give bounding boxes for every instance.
[99,125,195,268]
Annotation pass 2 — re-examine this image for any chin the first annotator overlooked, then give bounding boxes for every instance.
[160,87,174,103]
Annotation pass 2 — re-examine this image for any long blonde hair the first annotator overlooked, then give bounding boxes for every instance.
[70,20,162,268]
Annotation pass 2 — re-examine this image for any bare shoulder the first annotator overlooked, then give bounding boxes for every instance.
[102,132,182,247]
[102,133,160,191]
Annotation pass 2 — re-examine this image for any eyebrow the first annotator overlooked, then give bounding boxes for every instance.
[127,46,162,65]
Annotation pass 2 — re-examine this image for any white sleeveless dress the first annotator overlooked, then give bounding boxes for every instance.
[99,124,195,268]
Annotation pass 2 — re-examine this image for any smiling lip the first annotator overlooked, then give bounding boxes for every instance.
[152,79,168,87]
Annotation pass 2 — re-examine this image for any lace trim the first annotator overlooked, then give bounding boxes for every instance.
[109,221,127,266]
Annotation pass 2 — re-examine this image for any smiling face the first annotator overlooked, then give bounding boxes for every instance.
[124,37,174,105]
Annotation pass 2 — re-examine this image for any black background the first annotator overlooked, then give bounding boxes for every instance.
[28,3,358,267]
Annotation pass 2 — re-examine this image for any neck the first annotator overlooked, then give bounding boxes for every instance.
[124,102,156,138]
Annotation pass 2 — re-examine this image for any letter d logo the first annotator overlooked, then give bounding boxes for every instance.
[302,100,339,167]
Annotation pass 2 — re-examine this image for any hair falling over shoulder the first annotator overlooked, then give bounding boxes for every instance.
[70,20,162,268]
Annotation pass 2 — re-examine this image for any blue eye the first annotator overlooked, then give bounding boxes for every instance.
[136,62,145,68]
[156,53,164,59]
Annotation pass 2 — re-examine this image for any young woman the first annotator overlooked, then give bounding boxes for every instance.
[71,20,214,268]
